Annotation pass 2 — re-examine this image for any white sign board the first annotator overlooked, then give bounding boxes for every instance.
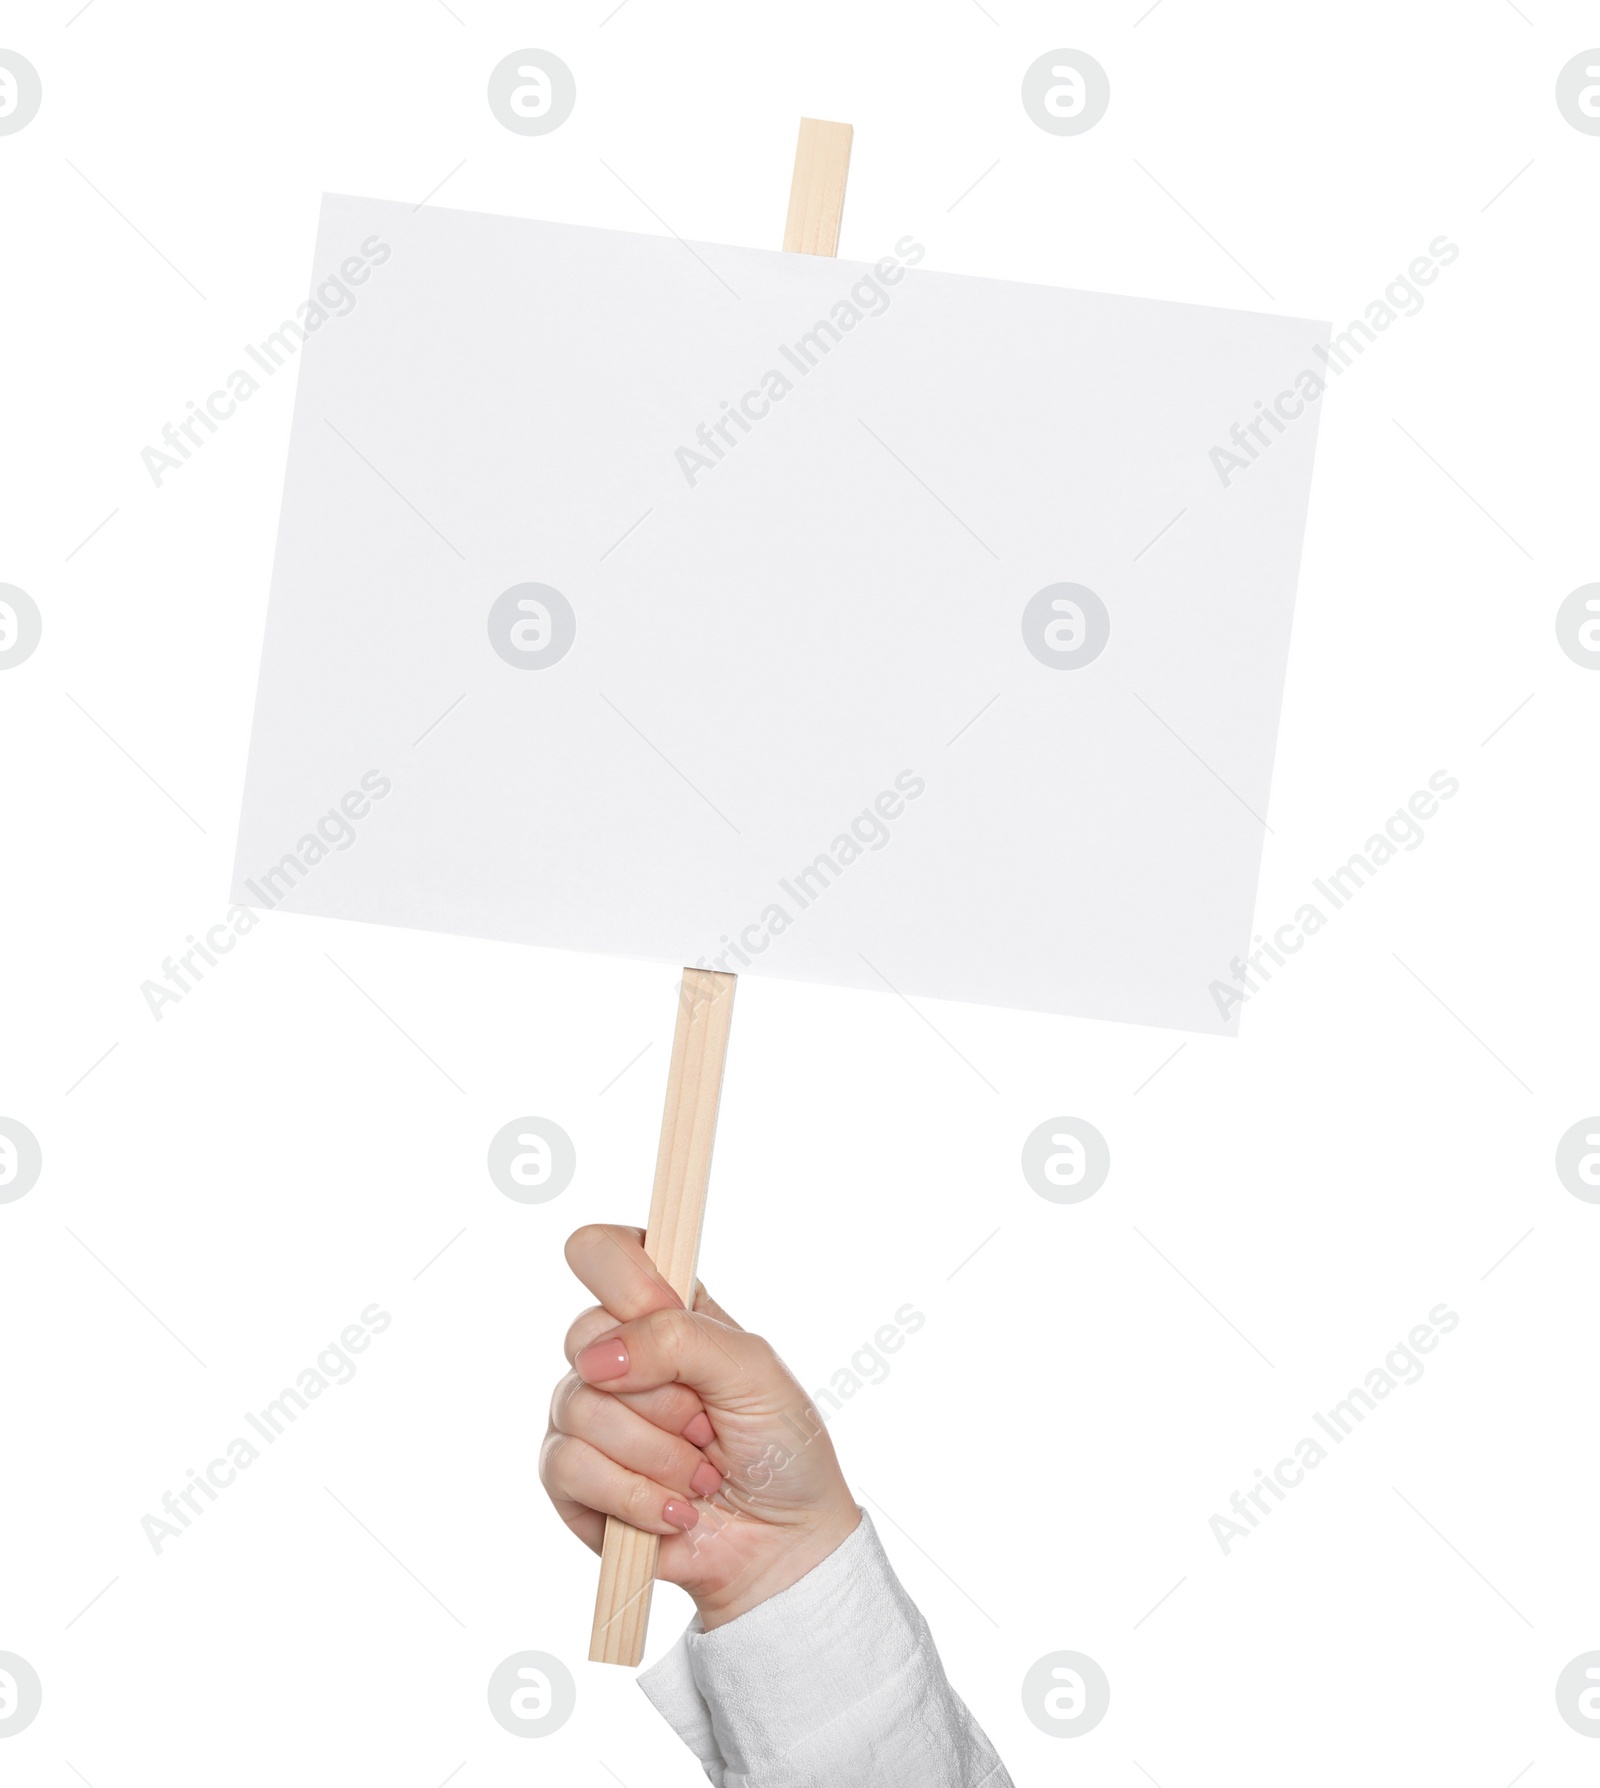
[233,195,1328,1035]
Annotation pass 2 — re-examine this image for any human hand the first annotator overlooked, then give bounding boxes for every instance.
[540,1223,860,1629]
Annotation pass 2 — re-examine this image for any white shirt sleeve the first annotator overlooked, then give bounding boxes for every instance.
[637,1511,1013,1788]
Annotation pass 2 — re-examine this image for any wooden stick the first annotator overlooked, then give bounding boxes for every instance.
[588,968,737,1665]
[783,118,854,256]
[589,119,851,1667]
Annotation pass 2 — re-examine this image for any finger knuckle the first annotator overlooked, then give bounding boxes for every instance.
[649,1433,685,1481]
[561,1307,606,1358]
[563,1224,608,1267]
[623,1474,661,1526]
[537,1431,570,1490]
[643,1305,693,1356]
[549,1372,587,1429]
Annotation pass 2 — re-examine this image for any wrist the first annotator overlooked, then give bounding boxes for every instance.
[693,1499,861,1630]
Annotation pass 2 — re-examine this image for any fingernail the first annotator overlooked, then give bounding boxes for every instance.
[690,1460,723,1500]
[682,1412,715,1448]
[575,1337,628,1383]
[663,1499,699,1530]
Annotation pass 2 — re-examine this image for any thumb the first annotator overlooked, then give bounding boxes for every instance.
[692,1280,744,1330]
[574,1305,773,1411]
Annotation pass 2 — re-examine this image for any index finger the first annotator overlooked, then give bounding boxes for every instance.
[565,1223,685,1321]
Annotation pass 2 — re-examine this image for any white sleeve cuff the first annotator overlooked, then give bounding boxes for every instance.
[637,1511,1011,1788]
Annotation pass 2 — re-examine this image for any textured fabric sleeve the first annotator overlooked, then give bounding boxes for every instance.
[637,1511,1012,1788]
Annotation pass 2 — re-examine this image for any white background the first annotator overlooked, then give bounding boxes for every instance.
[2,3,1597,1785]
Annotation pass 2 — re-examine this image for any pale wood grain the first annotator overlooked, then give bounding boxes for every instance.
[783,118,854,256]
[588,969,737,1665]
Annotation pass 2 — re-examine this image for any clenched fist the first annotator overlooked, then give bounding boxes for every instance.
[541,1224,860,1628]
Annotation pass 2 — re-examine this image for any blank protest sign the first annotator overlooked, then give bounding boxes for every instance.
[232,194,1328,1035]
